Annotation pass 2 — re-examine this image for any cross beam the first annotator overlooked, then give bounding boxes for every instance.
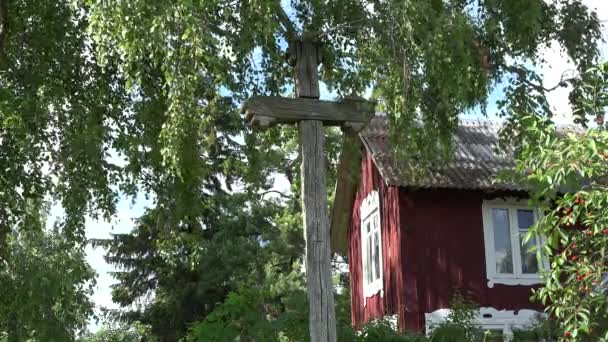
[243,34,374,342]
[243,95,374,131]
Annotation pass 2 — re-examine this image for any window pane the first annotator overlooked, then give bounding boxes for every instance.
[366,221,371,233]
[520,232,539,274]
[366,235,373,284]
[517,209,534,229]
[373,212,379,230]
[517,209,538,273]
[374,230,381,280]
[492,208,513,274]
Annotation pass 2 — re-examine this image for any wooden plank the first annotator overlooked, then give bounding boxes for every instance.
[330,129,362,256]
[300,120,337,342]
[243,95,375,128]
[293,36,320,98]
[293,35,337,342]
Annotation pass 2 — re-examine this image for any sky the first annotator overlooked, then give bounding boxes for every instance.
[70,0,608,333]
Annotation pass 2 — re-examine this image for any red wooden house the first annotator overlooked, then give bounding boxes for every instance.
[330,117,550,337]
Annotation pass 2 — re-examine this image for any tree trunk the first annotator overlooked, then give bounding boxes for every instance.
[300,119,337,342]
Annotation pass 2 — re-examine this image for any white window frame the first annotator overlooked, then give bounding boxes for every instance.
[482,198,549,288]
[425,307,546,341]
[360,190,383,305]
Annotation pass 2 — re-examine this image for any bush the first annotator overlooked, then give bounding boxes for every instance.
[429,293,486,342]
[358,319,426,342]
[185,286,358,341]
[186,288,556,341]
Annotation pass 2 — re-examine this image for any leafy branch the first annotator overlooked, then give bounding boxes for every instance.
[503,64,576,93]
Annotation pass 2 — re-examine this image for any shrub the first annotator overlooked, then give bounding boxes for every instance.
[512,315,559,342]
[186,288,556,341]
[358,319,427,342]
[429,293,485,342]
[185,286,358,341]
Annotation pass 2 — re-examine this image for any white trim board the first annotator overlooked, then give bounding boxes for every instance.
[360,190,383,305]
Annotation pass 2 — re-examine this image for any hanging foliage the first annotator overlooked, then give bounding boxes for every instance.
[511,64,608,340]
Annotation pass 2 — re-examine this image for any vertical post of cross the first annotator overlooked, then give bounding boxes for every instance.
[290,33,337,342]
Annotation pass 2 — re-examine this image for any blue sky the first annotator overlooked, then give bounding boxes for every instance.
[68,0,608,333]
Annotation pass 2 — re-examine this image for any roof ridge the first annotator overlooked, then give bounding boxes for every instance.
[365,115,584,135]
[363,116,505,134]
[458,117,504,126]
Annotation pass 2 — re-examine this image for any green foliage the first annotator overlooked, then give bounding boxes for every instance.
[79,322,157,342]
[509,63,608,340]
[512,316,560,341]
[187,288,424,342]
[187,290,560,341]
[185,283,355,341]
[429,293,486,342]
[186,288,279,341]
[91,114,340,340]
[93,196,288,340]
[0,0,127,247]
[0,202,95,341]
[80,0,602,175]
[189,289,559,342]
[358,319,426,342]
[335,0,600,164]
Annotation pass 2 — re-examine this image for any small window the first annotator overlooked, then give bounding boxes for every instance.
[482,199,548,287]
[360,191,383,304]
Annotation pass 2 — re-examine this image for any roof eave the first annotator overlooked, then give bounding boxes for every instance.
[330,130,363,256]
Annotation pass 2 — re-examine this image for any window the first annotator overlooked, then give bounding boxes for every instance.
[360,191,383,304]
[482,199,548,287]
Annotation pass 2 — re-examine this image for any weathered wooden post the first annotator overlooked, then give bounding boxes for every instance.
[242,34,374,342]
[294,34,336,342]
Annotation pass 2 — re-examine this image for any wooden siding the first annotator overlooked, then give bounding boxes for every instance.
[348,151,404,327]
[399,188,543,331]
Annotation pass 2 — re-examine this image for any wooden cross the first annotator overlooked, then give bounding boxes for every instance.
[242,34,374,342]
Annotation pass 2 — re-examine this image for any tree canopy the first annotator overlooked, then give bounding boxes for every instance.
[78,322,157,342]
[1,0,602,242]
[0,202,95,341]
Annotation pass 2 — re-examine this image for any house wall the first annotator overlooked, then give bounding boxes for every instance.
[348,151,543,332]
[399,188,544,332]
[347,151,404,328]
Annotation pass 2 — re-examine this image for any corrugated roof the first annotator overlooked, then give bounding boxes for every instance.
[360,117,523,190]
